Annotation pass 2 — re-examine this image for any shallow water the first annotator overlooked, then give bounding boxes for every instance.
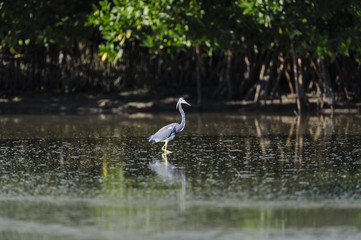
[1,113,361,239]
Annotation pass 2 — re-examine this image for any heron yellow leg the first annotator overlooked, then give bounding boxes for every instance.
[162,142,172,154]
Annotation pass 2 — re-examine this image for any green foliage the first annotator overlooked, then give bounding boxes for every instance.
[1,0,361,101]
[88,0,361,61]
[237,0,361,58]
[88,0,253,60]
[88,0,200,61]
[0,0,96,54]
[3,0,360,61]
[1,0,360,60]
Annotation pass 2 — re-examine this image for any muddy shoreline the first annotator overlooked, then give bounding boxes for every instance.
[0,93,360,115]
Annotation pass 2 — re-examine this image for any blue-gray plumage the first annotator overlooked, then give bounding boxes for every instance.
[147,97,191,153]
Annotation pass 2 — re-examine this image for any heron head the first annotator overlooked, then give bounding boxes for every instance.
[176,97,191,109]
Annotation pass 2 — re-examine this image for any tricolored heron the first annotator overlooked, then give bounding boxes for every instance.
[147,97,191,153]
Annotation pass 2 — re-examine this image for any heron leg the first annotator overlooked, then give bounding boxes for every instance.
[162,141,172,154]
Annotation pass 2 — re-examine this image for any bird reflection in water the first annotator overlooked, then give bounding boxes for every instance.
[149,153,186,211]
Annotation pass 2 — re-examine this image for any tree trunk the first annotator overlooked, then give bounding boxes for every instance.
[297,57,309,107]
[195,43,202,106]
[254,49,272,103]
[321,58,335,111]
[308,54,324,109]
[290,40,301,115]
[270,52,287,101]
[284,62,295,95]
[225,49,233,100]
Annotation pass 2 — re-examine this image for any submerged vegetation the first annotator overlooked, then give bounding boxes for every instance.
[1,0,361,112]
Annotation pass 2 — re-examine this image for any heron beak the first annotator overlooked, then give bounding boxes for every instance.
[182,99,191,106]
[176,99,191,109]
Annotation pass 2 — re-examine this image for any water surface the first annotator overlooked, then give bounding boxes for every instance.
[1,114,361,239]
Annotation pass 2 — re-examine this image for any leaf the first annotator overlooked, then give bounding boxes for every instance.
[125,29,132,39]
[9,47,16,54]
[117,32,123,41]
[101,52,108,62]
[114,48,124,61]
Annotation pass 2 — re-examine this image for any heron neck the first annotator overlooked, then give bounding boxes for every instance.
[178,104,186,131]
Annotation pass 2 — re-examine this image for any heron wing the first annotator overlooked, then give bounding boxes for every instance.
[148,123,178,142]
